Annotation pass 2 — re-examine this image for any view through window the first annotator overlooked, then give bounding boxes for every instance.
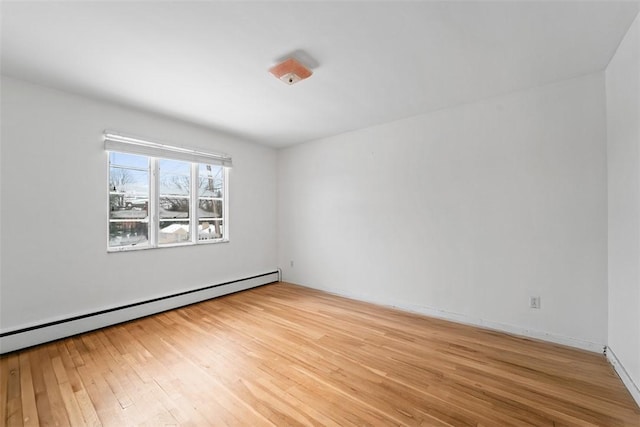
[108,152,227,250]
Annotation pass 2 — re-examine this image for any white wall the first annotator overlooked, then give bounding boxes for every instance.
[278,73,608,350]
[606,12,640,399]
[0,76,277,336]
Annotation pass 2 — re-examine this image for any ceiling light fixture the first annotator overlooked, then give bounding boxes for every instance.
[269,58,312,85]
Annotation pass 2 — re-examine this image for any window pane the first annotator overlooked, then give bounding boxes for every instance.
[160,158,191,175]
[198,220,223,240]
[198,199,223,218]
[198,164,224,197]
[109,167,149,220]
[109,168,148,194]
[109,221,149,247]
[159,159,190,196]
[159,175,190,196]
[110,203,148,220]
[159,197,190,219]
[109,152,148,169]
[159,220,191,244]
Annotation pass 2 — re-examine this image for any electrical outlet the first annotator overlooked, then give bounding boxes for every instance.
[529,296,541,309]
[290,260,294,267]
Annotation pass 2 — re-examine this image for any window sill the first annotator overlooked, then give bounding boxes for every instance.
[107,239,229,253]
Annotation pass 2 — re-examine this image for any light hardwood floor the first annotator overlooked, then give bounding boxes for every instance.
[1,282,639,426]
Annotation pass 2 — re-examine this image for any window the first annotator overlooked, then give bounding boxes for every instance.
[109,152,150,248]
[158,159,191,245]
[106,132,230,251]
[197,164,225,241]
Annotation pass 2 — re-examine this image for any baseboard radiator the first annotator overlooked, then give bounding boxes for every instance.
[0,271,279,354]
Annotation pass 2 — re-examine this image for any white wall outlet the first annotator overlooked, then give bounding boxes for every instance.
[530,296,541,309]
[290,260,294,267]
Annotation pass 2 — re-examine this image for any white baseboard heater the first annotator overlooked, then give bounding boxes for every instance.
[0,270,279,354]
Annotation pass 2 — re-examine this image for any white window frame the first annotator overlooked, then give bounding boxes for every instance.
[105,131,230,252]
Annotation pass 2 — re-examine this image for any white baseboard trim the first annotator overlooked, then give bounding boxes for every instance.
[311,285,604,353]
[0,271,279,354]
[606,346,640,407]
[400,302,604,353]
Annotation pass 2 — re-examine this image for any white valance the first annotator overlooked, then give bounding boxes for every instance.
[104,131,232,167]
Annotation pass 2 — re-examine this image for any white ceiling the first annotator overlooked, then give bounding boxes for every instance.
[2,1,638,148]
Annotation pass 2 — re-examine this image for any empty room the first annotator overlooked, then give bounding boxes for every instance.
[1,0,640,425]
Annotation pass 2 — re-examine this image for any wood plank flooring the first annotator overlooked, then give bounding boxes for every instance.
[1,282,639,426]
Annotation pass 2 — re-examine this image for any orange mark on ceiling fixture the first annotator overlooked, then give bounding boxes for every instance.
[269,58,313,85]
